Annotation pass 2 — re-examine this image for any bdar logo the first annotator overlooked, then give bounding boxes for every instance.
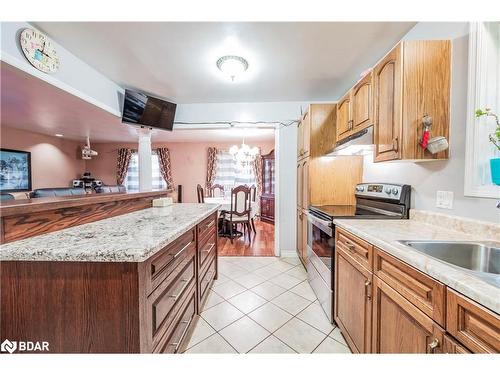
[1,339,17,354]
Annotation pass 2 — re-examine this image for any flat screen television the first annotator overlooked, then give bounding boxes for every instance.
[122,89,177,131]
[0,148,32,192]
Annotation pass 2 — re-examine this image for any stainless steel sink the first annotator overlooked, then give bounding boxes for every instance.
[398,240,500,287]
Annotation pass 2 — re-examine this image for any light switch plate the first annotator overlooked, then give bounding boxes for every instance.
[436,190,454,209]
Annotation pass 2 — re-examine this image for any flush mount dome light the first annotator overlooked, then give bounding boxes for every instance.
[216,55,248,81]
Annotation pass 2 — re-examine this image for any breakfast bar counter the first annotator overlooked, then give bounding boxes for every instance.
[0,203,220,353]
[0,190,172,243]
[0,203,220,262]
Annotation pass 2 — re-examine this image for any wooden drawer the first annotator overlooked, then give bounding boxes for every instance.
[446,288,500,353]
[145,228,196,295]
[374,248,446,326]
[336,227,373,271]
[154,285,197,354]
[147,254,196,348]
[198,257,217,310]
[198,229,217,273]
[197,213,217,242]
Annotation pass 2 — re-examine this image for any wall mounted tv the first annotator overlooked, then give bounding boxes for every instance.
[0,148,32,192]
[122,89,177,131]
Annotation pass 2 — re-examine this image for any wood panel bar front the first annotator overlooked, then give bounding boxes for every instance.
[0,191,168,243]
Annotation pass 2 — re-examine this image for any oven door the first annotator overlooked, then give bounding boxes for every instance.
[306,213,334,279]
[306,212,334,323]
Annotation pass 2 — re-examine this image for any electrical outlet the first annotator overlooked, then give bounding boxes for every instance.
[436,190,454,209]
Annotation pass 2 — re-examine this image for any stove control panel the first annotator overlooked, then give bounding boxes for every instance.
[355,183,407,200]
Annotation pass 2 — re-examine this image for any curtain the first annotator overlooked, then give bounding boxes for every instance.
[206,147,218,190]
[253,153,263,198]
[213,150,257,191]
[156,148,174,190]
[116,148,132,185]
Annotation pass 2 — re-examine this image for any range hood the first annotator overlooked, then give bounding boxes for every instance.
[326,126,374,156]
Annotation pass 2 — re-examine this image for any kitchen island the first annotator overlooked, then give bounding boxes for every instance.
[0,203,220,353]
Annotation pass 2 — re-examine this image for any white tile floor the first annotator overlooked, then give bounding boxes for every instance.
[184,256,351,354]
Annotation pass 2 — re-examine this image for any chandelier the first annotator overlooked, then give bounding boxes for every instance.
[229,140,259,168]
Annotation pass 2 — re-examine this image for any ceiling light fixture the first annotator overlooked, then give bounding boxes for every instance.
[229,139,259,168]
[55,133,64,137]
[216,55,248,81]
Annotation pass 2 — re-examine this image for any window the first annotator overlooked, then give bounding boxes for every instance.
[213,150,256,192]
[464,22,500,198]
[125,151,167,192]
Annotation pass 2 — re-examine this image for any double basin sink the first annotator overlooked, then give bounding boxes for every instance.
[398,240,500,287]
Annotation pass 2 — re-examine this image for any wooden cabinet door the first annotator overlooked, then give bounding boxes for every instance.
[334,248,372,353]
[301,158,309,209]
[373,43,402,162]
[296,162,303,208]
[443,334,471,354]
[336,92,352,143]
[352,72,373,132]
[372,276,444,353]
[301,209,308,264]
[302,111,311,158]
[296,209,303,262]
[297,119,304,159]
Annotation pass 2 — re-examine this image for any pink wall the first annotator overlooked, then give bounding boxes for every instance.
[0,126,86,190]
[86,141,275,203]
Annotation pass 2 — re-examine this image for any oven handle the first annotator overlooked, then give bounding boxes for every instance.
[306,212,333,236]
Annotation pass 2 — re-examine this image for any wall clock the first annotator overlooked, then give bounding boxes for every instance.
[19,28,60,73]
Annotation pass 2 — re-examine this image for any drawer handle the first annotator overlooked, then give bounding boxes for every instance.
[428,338,440,353]
[173,241,192,259]
[169,316,193,352]
[151,241,193,276]
[168,278,190,301]
[202,243,216,254]
[345,242,355,252]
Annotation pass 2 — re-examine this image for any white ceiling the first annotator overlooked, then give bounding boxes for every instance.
[1,62,275,143]
[34,22,415,103]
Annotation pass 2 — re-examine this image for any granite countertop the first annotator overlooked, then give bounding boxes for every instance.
[333,218,500,314]
[0,203,220,262]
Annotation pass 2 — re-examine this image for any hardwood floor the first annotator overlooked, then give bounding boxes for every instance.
[218,219,275,256]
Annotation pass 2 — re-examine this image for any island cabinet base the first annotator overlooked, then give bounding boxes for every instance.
[0,212,218,354]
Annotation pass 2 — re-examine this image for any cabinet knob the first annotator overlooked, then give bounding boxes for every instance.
[428,337,440,352]
[392,137,399,152]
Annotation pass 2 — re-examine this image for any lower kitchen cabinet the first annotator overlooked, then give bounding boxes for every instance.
[443,334,471,354]
[334,227,500,354]
[372,276,444,353]
[334,247,373,353]
[446,288,500,353]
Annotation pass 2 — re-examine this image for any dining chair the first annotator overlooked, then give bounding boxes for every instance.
[223,185,252,244]
[196,184,205,203]
[210,184,225,198]
[249,185,257,234]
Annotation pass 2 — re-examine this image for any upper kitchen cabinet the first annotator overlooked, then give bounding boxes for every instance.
[298,103,336,160]
[336,71,373,144]
[373,40,451,162]
[336,92,352,142]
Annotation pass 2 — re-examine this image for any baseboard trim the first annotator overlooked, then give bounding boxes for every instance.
[280,250,299,258]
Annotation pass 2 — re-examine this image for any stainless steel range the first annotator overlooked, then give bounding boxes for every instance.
[306,183,411,323]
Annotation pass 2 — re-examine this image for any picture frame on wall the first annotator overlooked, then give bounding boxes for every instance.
[0,148,32,192]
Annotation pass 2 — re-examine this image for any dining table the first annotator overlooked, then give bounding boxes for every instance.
[204,196,258,238]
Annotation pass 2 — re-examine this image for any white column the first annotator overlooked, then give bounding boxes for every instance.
[138,130,152,192]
